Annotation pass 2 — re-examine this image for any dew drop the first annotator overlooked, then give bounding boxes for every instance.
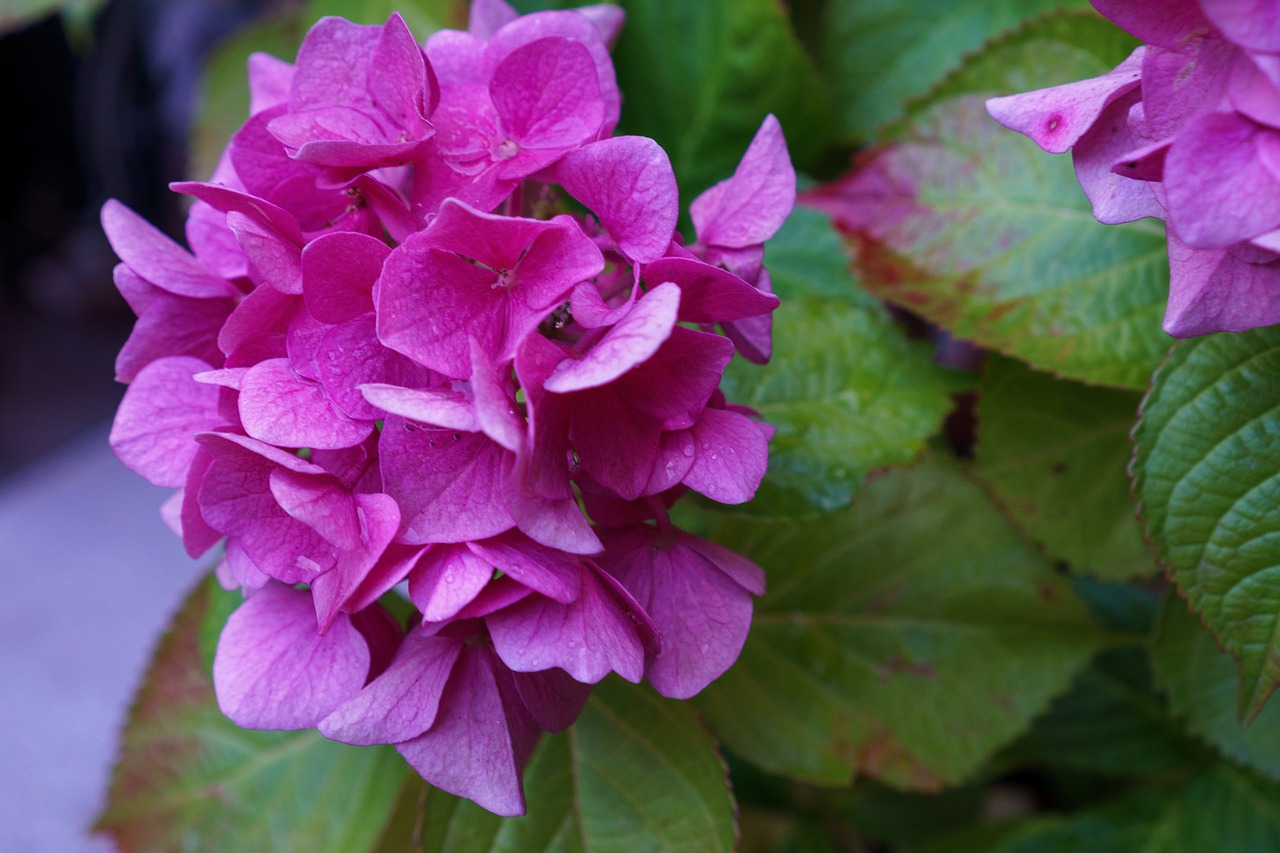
[445,573,456,585]
[682,445,695,457]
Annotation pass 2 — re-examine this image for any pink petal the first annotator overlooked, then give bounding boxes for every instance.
[268,468,361,550]
[101,200,237,299]
[248,52,293,115]
[554,136,679,263]
[319,629,463,744]
[681,406,771,505]
[380,416,516,543]
[239,358,374,449]
[1068,90,1168,224]
[310,492,402,629]
[468,531,582,603]
[360,383,480,432]
[1163,232,1280,335]
[1165,111,1280,248]
[985,48,1144,154]
[301,231,388,324]
[644,257,780,323]
[396,646,540,817]
[544,282,679,393]
[111,356,224,487]
[408,544,495,621]
[114,291,232,382]
[512,667,591,732]
[227,211,303,294]
[490,37,603,149]
[1200,0,1280,53]
[469,0,519,38]
[1140,38,1236,141]
[691,115,795,248]
[1230,50,1280,128]
[1090,0,1212,48]
[487,562,651,683]
[213,583,370,729]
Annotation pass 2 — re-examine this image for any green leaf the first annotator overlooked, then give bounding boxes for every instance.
[95,575,408,853]
[1152,594,1280,781]
[765,206,879,308]
[607,0,830,203]
[302,0,466,33]
[1131,327,1280,720]
[696,458,1109,788]
[1013,648,1195,778]
[720,296,964,518]
[971,357,1152,580]
[823,16,1170,389]
[988,764,1280,853]
[821,0,1092,144]
[406,678,737,853]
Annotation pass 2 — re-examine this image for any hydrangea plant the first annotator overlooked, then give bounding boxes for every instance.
[89,0,1280,849]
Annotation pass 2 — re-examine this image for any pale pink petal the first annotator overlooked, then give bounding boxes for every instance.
[360,383,480,432]
[469,0,519,38]
[268,468,361,550]
[239,358,374,449]
[114,292,232,382]
[213,583,370,729]
[101,200,237,299]
[248,52,293,115]
[544,282,679,393]
[227,211,303,294]
[1069,90,1168,224]
[1163,232,1280,335]
[985,48,1144,154]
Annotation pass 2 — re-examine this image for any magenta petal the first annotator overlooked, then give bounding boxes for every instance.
[1089,0,1212,49]
[487,562,650,683]
[227,211,303,294]
[691,115,795,248]
[1165,111,1280,248]
[268,468,361,550]
[645,257,780,323]
[179,448,222,559]
[1231,51,1280,129]
[1162,232,1280,335]
[248,51,293,114]
[985,48,1144,154]
[310,492,402,630]
[408,544,495,621]
[545,282,680,393]
[367,13,432,135]
[554,136,679,263]
[468,531,582,603]
[239,358,374,449]
[512,667,591,733]
[506,484,603,555]
[320,629,463,744]
[682,407,771,505]
[470,340,525,453]
[301,231,388,324]
[469,0,519,38]
[101,200,237,299]
[213,583,370,729]
[491,37,603,149]
[1200,0,1280,53]
[1140,38,1236,141]
[115,288,233,383]
[170,181,304,246]
[674,529,767,595]
[380,416,516,543]
[360,383,480,432]
[111,356,224,487]
[397,645,540,817]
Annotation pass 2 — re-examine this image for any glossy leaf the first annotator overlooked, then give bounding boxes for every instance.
[1152,594,1280,780]
[765,206,879,308]
[402,678,736,853]
[719,296,964,518]
[696,459,1109,788]
[1131,327,1280,720]
[608,0,830,201]
[95,575,408,853]
[812,15,1170,389]
[971,356,1152,580]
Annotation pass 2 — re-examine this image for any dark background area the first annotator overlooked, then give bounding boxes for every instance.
[0,0,276,477]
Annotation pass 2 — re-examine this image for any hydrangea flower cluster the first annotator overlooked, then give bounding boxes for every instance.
[105,0,793,816]
[986,0,1280,337]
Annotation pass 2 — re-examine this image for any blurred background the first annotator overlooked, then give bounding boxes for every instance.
[0,2,295,849]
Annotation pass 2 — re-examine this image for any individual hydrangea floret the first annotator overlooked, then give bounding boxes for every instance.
[103,0,795,816]
[986,0,1280,336]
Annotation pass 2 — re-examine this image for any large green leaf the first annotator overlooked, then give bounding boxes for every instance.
[1152,594,1280,781]
[398,678,736,853]
[817,15,1170,389]
[765,205,879,308]
[971,357,1152,580]
[720,295,964,519]
[1131,327,1280,720]
[696,458,1109,788]
[820,0,1089,144]
[95,575,408,853]
[607,0,830,203]
[1011,648,1195,778]
[983,764,1280,853]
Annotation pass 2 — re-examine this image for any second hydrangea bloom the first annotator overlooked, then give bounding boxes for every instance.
[987,0,1280,336]
[105,0,794,816]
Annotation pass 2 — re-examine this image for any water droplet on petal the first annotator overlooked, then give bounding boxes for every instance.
[445,573,456,585]
[682,444,695,457]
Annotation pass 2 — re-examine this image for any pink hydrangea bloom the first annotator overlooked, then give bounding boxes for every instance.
[986,0,1280,336]
[104,1,795,815]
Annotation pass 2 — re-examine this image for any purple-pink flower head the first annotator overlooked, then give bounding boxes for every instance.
[986,0,1280,336]
[104,1,796,816]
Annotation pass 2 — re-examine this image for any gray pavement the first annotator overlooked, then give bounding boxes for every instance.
[0,424,203,852]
